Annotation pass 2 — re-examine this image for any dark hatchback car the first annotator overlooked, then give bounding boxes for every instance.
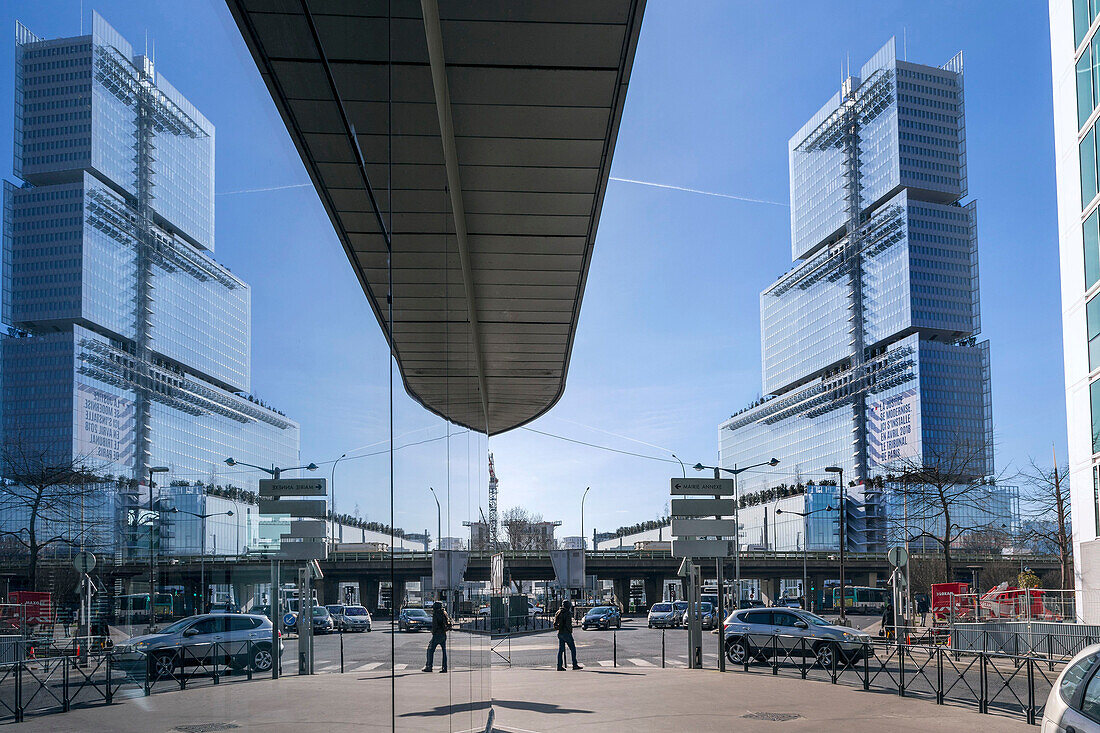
[581,606,622,630]
[397,608,432,632]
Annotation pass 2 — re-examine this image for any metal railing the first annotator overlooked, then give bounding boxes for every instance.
[722,632,1065,726]
[0,638,274,724]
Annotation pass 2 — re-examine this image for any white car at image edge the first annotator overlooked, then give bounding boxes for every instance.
[1042,643,1100,732]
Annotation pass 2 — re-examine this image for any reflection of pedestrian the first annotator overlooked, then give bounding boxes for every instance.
[881,601,894,639]
[554,600,583,671]
[917,595,930,626]
[422,601,451,673]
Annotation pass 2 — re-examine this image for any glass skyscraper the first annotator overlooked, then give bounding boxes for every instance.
[1,13,300,556]
[720,39,1007,553]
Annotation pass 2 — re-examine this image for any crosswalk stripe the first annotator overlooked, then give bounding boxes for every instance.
[317,664,340,673]
[353,662,383,672]
[597,659,614,667]
[629,658,655,667]
[394,663,407,671]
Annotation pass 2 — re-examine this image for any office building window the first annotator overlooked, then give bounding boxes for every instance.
[1078,0,1100,48]
[1083,126,1099,208]
[1093,380,1100,454]
[1088,209,1100,290]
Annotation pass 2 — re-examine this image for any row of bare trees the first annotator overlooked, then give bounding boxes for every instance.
[883,436,1071,590]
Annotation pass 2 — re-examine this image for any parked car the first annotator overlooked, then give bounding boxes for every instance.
[1041,643,1100,732]
[112,613,282,677]
[648,602,678,629]
[739,598,766,609]
[696,602,718,631]
[722,608,871,667]
[780,597,804,609]
[397,607,432,632]
[672,601,689,626]
[327,604,372,632]
[581,606,622,630]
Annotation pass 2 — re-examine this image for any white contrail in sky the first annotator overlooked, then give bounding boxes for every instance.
[609,176,788,207]
[216,182,312,196]
[216,177,789,208]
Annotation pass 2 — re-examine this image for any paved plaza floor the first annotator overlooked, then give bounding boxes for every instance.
[14,662,1033,732]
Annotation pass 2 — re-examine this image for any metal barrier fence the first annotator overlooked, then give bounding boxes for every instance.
[0,639,275,724]
[950,622,1100,662]
[722,632,1065,726]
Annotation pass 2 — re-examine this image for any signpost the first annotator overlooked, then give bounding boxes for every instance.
[259,478,328,676]
[73,553,96,648]
[670,477,736,672]
[888,546,909,632]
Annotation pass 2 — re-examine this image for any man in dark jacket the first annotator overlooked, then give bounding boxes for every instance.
[554,600,582,671]
[423,601,451,673]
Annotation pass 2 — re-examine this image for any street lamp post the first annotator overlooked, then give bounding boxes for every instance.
[428,487,441,554]
[775,505,836,612]
[692,459,779,604]
[580,486,591,551]
[825,466,846,625]
[331,454,347,549]
[224,457,319,679]
[147,466,169,632]
[176,509,234,613]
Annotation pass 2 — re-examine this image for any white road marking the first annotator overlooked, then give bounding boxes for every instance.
[629,658,655,667]
[394,663,407,671]
[597,660,614,667]
[353,661,383,672]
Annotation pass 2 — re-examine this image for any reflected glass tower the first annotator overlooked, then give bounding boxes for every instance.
[721,39,1006,552]
[2,14,300,554]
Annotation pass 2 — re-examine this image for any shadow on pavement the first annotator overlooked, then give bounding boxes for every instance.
[400,700,593,717]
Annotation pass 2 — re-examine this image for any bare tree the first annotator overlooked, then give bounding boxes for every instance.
[885,436,1005,585]
[1017,456,1071,589]
[500,506,555,551]
[0,439,105,590]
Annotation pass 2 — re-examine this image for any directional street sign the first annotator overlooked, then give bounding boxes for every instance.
[670,478,735,496]
[259,478,327,497]
[672,539,733,558]
[671,519,736,537]
[259,499,327,518]
[670,498,736,517]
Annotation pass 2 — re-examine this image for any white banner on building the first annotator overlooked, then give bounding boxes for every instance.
[868,387,919,467]
[74,383,134,465]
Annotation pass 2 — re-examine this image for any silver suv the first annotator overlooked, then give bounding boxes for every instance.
[112,613,281,677]
[722,607,871,668]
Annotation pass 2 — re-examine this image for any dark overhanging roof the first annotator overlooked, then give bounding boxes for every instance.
[226,0,645,435]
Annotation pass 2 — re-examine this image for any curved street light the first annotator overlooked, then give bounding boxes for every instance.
[175,509,235,613]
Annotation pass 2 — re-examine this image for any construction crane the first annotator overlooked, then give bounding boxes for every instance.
[488,453,499,550]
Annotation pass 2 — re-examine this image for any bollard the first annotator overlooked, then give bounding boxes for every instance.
[15,661,23,723]
[613,631,617,668]
[1027,657,1036,725]
[800,637,807,680]
[247,640,253,681]
[213,641,220,684]
[340,627,345,674]
[771,634,778,676]
[63,657,71,712]
[1047,634,1055,673]
[863,642,870,691]
[106,653,114,704]
[661,629,665,668]
[936,646,943,704]
[979,653,988,714]
[898,639,905,696]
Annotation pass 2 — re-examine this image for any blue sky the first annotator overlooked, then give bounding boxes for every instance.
[0,1,1063,544]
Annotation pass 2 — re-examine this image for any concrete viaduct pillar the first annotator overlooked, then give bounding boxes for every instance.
[612,578,631,609]
[362,579,380,613]
[643,576,661,607]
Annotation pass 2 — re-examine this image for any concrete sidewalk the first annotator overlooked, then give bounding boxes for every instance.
[14,666,1033,732]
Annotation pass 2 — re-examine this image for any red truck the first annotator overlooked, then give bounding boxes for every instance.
[931,582,971,622]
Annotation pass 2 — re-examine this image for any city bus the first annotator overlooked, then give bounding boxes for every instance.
[114,593,176,624]
[830,586,888,614]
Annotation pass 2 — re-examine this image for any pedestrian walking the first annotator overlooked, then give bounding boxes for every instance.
[917,594,930,626]
[422,601,451,673]
[554,600,583,671]
[881,599,894,640]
